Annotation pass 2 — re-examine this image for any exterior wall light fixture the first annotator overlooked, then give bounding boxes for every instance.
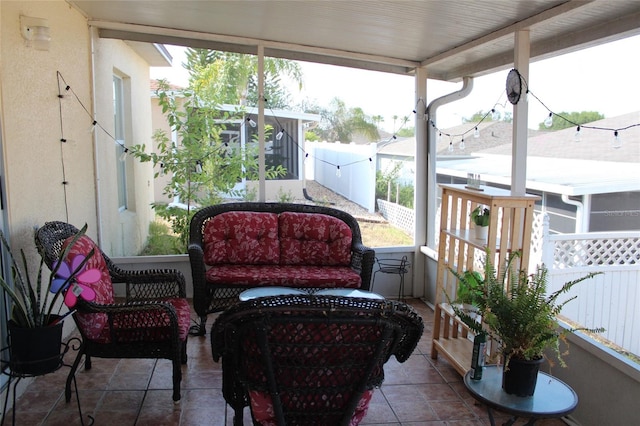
[21,16,51,51]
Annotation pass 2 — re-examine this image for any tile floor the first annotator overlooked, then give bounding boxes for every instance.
[2,299,567,425]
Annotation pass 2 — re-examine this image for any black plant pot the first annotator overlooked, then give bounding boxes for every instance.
[502,356,544,397]
[8,316,63,376]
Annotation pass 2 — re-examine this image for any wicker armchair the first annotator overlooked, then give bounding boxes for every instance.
[211,294,423,426]
[189,202,375,335]
[35,221,190,403]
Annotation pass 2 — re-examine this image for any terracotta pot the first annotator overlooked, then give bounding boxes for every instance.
[8,316,63,376]
[502,356,544,397]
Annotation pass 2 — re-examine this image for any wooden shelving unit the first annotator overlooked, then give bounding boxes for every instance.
[431,184,540,376]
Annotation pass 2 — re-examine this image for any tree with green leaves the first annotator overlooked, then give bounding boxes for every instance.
[183,48,303,108]
[538,111,604,130]
[132,80,285,251]
[314,98,380,142]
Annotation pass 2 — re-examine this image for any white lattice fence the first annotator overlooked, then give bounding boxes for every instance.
[544,231,640,358]
[376,199,414,236]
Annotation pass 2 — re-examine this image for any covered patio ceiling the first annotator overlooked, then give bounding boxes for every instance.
[70,0,640,80]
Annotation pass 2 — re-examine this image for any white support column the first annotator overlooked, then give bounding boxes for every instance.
[511,30,530,196]
[413,67,428,298]
[257,44,266,201]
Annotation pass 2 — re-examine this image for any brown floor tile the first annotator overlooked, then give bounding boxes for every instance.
[3,299,571,426]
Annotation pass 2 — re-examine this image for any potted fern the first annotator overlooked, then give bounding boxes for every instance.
[450,250,603,396]
[470,206,490,240]
[0,225,93,375]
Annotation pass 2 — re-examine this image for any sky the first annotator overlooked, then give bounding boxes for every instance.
[150,34,640,133]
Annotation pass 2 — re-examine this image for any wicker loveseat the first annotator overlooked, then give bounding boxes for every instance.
[188,202,375,334]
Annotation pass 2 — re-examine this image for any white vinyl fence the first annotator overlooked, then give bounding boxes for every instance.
[305,141,377,212]
[541,219,640,357]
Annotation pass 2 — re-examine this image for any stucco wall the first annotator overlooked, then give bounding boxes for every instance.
[0,1,96,252]
[1,0,156,257]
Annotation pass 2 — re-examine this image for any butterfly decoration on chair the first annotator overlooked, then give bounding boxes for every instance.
[50,255,100,307]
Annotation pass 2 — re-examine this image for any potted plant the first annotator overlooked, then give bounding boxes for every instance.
[0,224,93,375]
[450,250,603,396]
[470,206,490,240]
[454,270,484,312]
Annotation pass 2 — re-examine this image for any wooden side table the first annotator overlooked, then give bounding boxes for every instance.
[464,365,578,426]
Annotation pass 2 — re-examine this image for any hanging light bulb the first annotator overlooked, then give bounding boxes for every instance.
[544,113,553,128]
[491,108,500,121]
[195,160,203,174]
[574,126,581,143]
[369,157,374,170]
[275,130,284,140]
[246,117,257,128]
[159,163,165,176]
[474,127,480,138]
[119,147,129,162]
[88,120,97,134]
[448,141,454,152]
[304,152,309,162]
[438,132,442,143]
[392,134,397,140]
[612,130,622,149]
[459,138,465,150]
[335,165,341,178]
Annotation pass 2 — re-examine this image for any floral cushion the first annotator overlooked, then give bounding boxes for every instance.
[203,211,280,265]
[205,265,362,288]
[248,389,373,426]
[242,321,380,425]
[61,235,114,340]
[95,297,191,343]
[62,236,190,344]
[279,212,352,266]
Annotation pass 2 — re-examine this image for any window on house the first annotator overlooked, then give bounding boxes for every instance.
[113,75,127,211]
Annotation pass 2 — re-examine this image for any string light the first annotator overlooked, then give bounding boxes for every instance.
[195,160,203,174]
[612,130,622,149]
[119,146,129,162]
[574,126,581,143]
[246,117,257,128]
[335,165,341,178]
[474,127,480,138]
[275,129,284,140]
[544,113,553,128]
[459,138,465,150]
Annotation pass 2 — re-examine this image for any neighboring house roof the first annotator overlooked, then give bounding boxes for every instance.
[378,136,414,157]
[480,112,640,163]
[150,79,184,91]
[376,113,640,196]
[438,154,640,196]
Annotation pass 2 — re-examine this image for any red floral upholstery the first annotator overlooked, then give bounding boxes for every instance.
[248,389,373,426]
[203,211,280,265]
[61,236,114,340]
[279,212,352,266]
[205,265,362,288]
[241,320,382,426]
[62,236,190,343]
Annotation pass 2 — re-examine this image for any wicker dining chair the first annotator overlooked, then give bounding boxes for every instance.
[34,221,190,403]
[211,294,423,426]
